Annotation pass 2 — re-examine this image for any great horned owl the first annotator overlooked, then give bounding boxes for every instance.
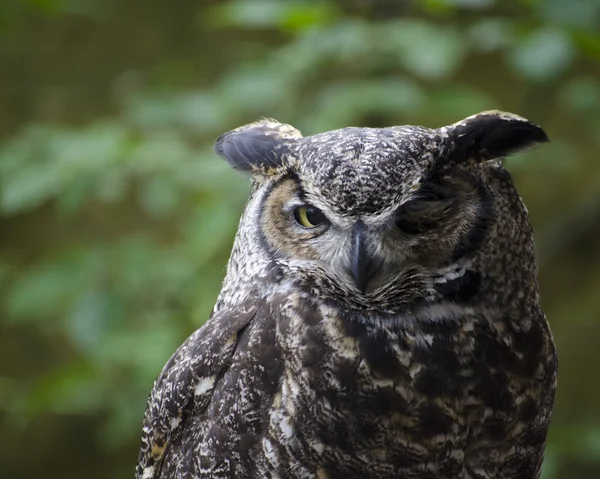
[136,111,557,479]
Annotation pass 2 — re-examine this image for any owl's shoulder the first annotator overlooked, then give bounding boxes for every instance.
[135,301,266,479]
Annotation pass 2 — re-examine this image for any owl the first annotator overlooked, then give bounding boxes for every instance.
[136,111,557,479]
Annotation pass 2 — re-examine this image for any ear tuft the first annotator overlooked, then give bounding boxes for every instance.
[214,119,302,173]
[442,110,549,162]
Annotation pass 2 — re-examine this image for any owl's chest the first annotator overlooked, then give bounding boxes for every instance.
[277,305,479,403]
[269,306,481,476]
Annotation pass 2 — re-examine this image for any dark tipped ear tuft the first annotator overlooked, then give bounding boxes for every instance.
[214,119,302,174]
[442,110,549,163]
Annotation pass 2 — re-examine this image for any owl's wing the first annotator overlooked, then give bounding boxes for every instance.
[135,305,257,479]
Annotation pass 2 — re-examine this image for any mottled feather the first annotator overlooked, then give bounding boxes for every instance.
[136,111,557,479]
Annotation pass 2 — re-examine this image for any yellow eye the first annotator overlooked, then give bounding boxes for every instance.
[293,205,327,228]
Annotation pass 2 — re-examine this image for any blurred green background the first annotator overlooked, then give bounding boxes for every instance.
[1,0,599,477]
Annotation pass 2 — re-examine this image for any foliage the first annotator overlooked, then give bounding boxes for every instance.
[1,0,600,477]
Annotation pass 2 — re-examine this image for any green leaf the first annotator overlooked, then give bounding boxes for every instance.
[279,2,338,32]
[0,163,63,214]
[427,85,496,121]
[206,0,291,29]
[181,200,240,267]
[448,0,495,6]
[6,263,81,322]
[467,18,514,52]
[10,360,103,419]
[304,78,425,132]
[204,0,338,31]
[124,93,180,130]
[128,132,193,173]
[26,0,64,14]
[0,122,130,214]
[385,20,465,80]
[137,177,181,218]
[218,65,294,115]
[176,91,228,133]
[67,289,120,354]
[559,77,600,114]
[508,27,575,81]
[427,0,495,8]
[539,0,600,31]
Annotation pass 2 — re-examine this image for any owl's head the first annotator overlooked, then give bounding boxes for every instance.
[215,111,548,316]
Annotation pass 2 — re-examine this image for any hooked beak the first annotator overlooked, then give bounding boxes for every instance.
[350,221,376,293]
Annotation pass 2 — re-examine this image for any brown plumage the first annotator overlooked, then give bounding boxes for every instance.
[136,111,557,479]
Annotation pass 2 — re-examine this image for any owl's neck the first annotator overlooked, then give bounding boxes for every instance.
[214,187,275,312]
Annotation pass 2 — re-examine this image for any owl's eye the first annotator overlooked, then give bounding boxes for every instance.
[394,182,457,234]
[394,198,455,235]
[395,208,437,234]
[293,205,327,228]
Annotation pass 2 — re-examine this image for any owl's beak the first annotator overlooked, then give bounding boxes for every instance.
[350,221,375,293]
